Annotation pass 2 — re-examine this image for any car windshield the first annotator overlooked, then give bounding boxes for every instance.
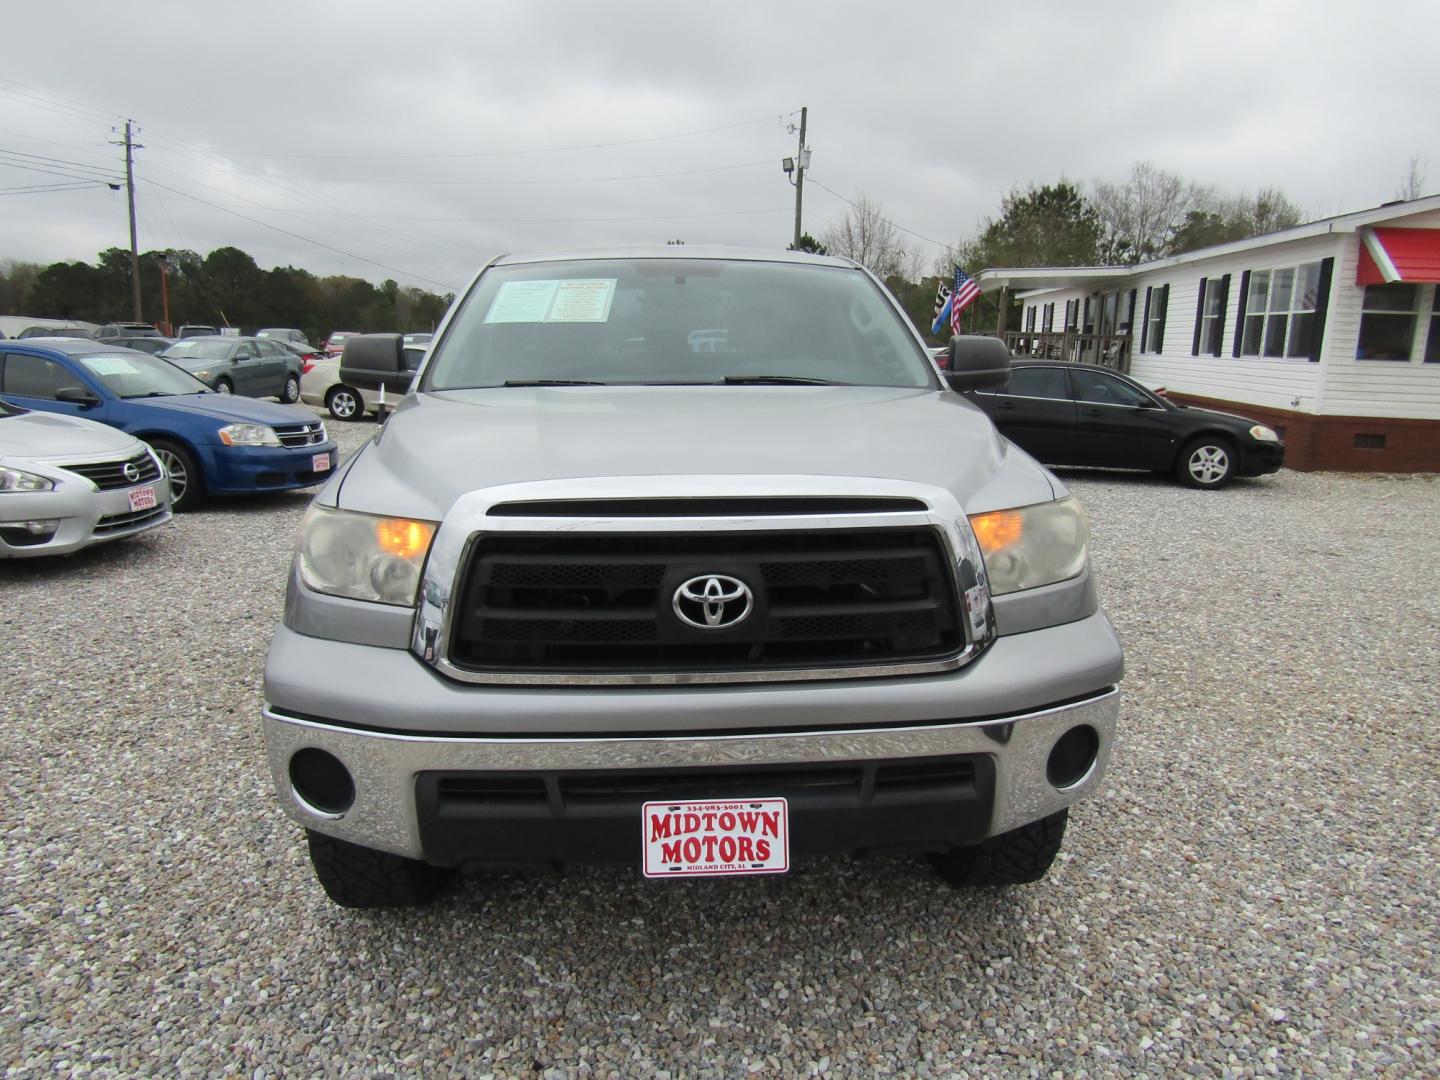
[75,352,211,397]
[163,339,234,360]
[424,258,934,390]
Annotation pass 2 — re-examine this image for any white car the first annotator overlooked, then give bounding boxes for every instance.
[300,343,426,421]
[0,400,171,557]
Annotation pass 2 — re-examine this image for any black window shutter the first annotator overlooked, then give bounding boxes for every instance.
[1126,288,1138,332]
[1141,288,1153,352]
[1213,274,1231,357]
[1156,285,1170,352]
[1192,277,1208,355]
[1232,270,1251,356]
[1308,258,1334,362]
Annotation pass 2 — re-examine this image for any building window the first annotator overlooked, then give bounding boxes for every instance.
[1240,261,1323,358]
[1064,300,1079,332]
[1198,278,1228,355]
[1142,285,1168,353]
[1025,306,1037,332]
[1041,302,1054,333]
[1357,284,1418,360]
[1426,288,1440,362]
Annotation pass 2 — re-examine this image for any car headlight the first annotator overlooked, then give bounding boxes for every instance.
[297,505,437,606]
[968,496,1089,596]
[218,423,281,447]
[0,466,56,492]
[1249,424,1280,443]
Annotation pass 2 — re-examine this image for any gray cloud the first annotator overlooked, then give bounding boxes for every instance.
[2,0,1436,294]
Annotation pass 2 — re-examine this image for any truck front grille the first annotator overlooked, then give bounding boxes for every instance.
[448,527,962,675]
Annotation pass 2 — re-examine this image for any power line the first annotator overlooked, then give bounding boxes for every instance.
[145,158,775,187]
[807,177,948,250]
[233,205,794,224]
[0,181,104,196]
[141,113,799,161]
[139,176,461,292]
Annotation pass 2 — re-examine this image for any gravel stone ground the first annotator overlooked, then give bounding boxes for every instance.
[3,415,1437,1078]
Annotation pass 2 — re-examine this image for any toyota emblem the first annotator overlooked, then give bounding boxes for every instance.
[122,462,141,483]
[673,574,753,630]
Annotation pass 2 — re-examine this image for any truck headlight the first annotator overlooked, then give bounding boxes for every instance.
[968,496,1089,596]
[218,423,281,447]
[297,505,437,606]
[0,466,56,492]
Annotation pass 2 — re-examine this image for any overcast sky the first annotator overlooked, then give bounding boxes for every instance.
[2,0,1437,295]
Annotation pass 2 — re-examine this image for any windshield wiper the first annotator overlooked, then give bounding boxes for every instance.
[720,375,841,385]
[502,379,608,387]
[122,391,177,399]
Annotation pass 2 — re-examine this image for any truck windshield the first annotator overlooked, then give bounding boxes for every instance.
[423,258,935,391]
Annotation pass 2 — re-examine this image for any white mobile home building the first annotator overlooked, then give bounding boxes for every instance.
[974,195,1440,472]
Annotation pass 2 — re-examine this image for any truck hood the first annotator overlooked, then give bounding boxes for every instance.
[334,385,1059,520]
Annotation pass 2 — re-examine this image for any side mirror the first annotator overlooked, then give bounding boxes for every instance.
[56,386,100,407]
[942,335,1012,392]
[339,333,415,397]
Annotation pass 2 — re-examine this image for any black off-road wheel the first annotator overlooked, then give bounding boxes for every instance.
[305,830,450,909]
[929,809,1068,888]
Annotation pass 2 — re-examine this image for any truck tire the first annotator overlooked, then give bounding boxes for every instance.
[305,830,449,908]
[928,809,1068,888]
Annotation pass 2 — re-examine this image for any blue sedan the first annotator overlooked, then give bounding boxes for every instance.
[0,338,339,510]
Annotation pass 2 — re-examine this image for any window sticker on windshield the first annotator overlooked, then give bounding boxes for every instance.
[83,357,143,376]
[485,280,560,323]
[547,279,616,323]
[483,278,617,324]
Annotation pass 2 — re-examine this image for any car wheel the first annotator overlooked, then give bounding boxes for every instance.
[215,378,234,395]
[928,809,1068,888]
[148,437,205,512]
[305,830,450,908]
[1176,436,1236,489]
[281,374,301,404]
[326,385,363,421]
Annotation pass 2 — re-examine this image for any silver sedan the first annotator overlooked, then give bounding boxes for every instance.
[0,400,171,557]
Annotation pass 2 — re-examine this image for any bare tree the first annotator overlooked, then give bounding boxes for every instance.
[821,193,910,280]
[1396,154,1428,201]
[1092,162,1202,264]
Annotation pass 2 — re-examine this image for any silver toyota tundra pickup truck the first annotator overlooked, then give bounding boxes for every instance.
[263,248,1123,907]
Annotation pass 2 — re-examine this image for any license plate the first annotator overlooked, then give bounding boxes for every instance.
[642,798,789,878]
[312,452,331,472]
[127,486,156,511]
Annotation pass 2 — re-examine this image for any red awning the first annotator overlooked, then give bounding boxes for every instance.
[1357,227,1440,285]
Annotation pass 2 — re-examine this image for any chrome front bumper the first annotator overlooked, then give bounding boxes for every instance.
[263,688,1119,861]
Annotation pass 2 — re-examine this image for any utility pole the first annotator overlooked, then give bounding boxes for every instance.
[792,107,807,250]
[122,120,142,321]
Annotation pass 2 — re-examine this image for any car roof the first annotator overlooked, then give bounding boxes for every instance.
[490,245,858,270]
[1011,359,1138,376]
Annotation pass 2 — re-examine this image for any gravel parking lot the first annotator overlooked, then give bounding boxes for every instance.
[3,416,1437,1078]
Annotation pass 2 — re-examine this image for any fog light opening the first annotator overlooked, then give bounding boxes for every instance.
[289,747,355,817]
[1047,725,1100,790]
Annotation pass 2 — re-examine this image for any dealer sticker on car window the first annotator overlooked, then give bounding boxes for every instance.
[642,797,789,878]
[484,278,617,324]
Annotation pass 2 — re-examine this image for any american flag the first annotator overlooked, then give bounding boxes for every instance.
[949,266,981,334]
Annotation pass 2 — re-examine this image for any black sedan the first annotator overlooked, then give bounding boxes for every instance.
[159,336,303,402]
[965,361,1284,489]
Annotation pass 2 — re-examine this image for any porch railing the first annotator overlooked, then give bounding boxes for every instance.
[1002,332,1132,373]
